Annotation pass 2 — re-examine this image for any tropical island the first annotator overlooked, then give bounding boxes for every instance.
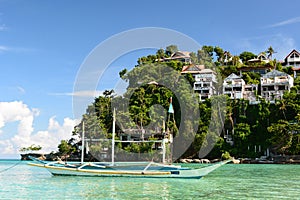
[21,45,300,164]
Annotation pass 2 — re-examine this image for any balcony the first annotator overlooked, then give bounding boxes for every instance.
[287,57,300,62]
[194,86,210,90]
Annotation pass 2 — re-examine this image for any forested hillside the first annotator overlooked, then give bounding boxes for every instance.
[64,45,300,160]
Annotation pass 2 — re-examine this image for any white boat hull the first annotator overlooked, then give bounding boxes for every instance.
[28,160,230,179]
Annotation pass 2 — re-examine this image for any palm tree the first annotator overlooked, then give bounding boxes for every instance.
[266,46,276,60]
[278,99,287,120]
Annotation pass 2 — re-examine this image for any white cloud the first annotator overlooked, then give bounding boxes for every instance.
[17,86,26,94]
[25,117,78,154]
[268,16,300,28]
[0,45,9,52]
[0,101,78,157]
[0,24,7,31]
[49,90,104,97]
[0,45,36,53]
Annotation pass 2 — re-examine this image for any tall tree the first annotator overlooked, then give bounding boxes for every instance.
[266,46,276,60]
[165,45,178,57]
[239,51,256,62]
[202,45,214,57]
[214,46,224,63]
[156,48,165,59]
[268,120,293,154]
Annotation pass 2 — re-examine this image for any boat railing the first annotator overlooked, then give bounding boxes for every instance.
[142,161,155,173]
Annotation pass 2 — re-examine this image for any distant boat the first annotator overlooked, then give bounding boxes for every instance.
[28,107,231,178]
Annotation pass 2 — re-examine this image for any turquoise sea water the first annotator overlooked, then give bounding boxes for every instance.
[0,160,300,199]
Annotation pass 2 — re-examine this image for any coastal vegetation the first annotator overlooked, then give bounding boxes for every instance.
[19,144,42,153]
[59,45,300,161]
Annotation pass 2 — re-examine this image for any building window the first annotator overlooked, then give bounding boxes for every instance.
[278,85,285,90]
[233,87,242,91]
[290,53,299,58]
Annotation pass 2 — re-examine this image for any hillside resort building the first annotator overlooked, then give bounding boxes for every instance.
[178,49,297,103]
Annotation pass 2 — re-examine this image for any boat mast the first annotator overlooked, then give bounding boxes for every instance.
[162,138,166,164]
[111,108,116,166]
[167,97,174,163]
[81,121,85,164]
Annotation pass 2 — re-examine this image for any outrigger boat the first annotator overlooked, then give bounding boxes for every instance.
[28,157,230,179]
[28,106,231,179]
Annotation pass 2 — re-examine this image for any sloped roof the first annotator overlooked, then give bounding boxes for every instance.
[181,64,205,74]
[224,73,241,80]
[199,68,216,74]
[248,53,269,63]
[262,70,289,78]
[171,51,191,59]
[147,81,159,85]
[284,49,300,60]
[257,53,268,60]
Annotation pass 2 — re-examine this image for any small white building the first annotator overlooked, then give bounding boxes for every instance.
[193,69,217,101]
[282,49,300,68]
[223,73,245,99]
[248,53,270,64]
[282,49,300,77]
[162,51,191,63]
[260,70,294,102]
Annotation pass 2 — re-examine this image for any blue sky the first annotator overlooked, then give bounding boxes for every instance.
[1,0,300,158]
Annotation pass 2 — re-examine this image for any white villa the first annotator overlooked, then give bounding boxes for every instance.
[282,49,300,69]
[193,69,217,101]
[248,53,270,64]
[174,49,297,103]
[223,73,259,103]
[260,70,294,102]
[282,49,300,78]
[223,73,245,99]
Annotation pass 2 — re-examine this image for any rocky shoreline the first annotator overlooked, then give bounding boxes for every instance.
[178,155,300,164]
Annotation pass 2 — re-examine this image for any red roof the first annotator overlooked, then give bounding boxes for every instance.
[181,64,205,74]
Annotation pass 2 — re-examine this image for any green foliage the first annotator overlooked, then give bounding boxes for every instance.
[239,51,256,62]
[19,144,42,152]
[202,45,214,57]
[266,46,275,60]
[282,66,294,76]
[242,72,260,84]
[156,48,165,59]
[58,140,76,156]
[214,46,224,62]
[197,48,214,69]
[119,68,127,78]
[189,52,198,64]
[165,45,178,56]
[218,65,238,79]
[222,151,231,160]
[268,120,293,154]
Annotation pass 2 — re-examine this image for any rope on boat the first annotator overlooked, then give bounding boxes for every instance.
[0,160,23,174]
